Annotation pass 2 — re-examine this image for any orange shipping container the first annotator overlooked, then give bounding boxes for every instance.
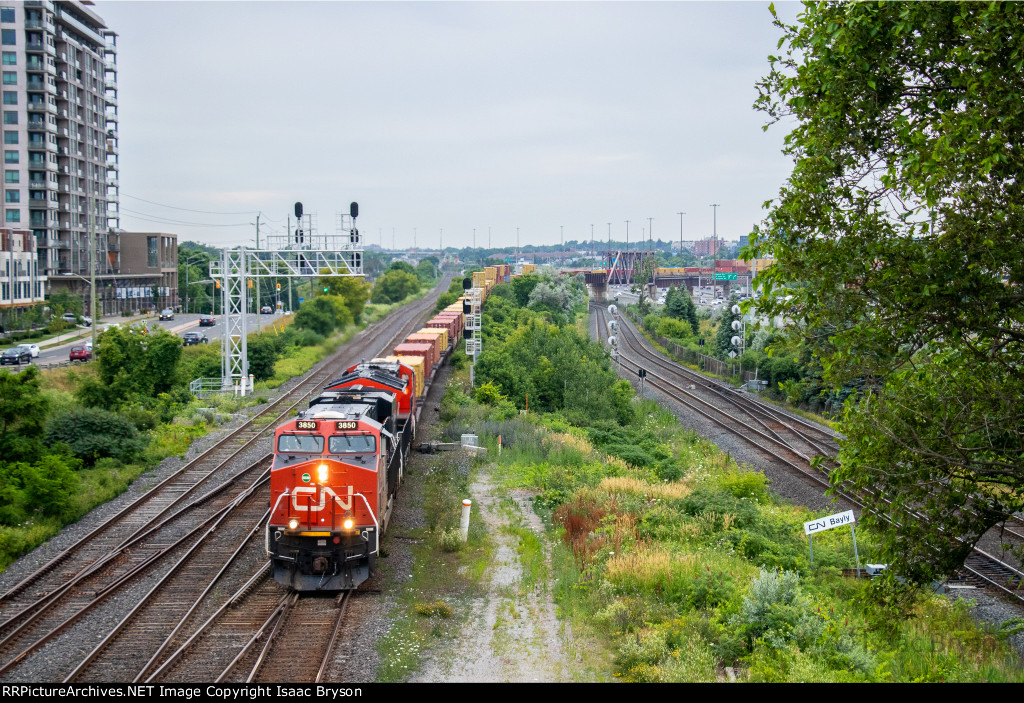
[403,335,440,365]
[417,327,448,351]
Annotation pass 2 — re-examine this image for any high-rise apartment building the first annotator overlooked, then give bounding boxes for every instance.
[0,0,118,307]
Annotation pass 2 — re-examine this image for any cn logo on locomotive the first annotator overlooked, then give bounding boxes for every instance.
[291,485,354,512]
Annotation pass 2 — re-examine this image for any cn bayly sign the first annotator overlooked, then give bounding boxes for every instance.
[803,510,855,536]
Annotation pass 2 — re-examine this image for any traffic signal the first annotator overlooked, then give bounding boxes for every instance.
[276,283,281,291]
[248,280,253,288]
[215,281,221,289]
[323,285,329,293]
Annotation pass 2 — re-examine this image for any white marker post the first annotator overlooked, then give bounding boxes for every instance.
[460,499,472,542]
[803,510,861,577]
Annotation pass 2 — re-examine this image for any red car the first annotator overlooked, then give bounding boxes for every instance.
[69,345,92,362]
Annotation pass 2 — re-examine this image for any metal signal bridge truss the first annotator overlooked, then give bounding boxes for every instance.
[204,208,363,394]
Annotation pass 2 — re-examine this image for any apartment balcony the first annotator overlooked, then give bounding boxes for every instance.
[26,41,45,53]
[26,60,46,73]
[27,118,47,131]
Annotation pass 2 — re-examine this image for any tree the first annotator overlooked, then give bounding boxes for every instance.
[294,297,342,336]
[78,324,182,406]
[664,286,699,335]
[319,274,371,323]
[750,2,1024,582]
[45,408,147,465]
[415,259,436,283]
[714,293,742,360]
[630,254,659,315]
[247,334,280,382]
[371,269,420,304]
[0,365,49,463]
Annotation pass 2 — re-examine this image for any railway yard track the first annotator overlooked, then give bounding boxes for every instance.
[592,302,1024,605]
[0,281,450,683]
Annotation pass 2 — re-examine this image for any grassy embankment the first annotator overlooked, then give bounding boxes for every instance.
[375,301,1022,683]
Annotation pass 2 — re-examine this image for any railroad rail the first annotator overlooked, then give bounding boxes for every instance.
[0,280,450,682]
[593,302,1024,604]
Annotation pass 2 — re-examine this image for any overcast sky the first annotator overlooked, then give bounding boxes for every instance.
[96,0,801,251]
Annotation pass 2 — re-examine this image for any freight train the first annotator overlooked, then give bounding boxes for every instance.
[266,302,472,591]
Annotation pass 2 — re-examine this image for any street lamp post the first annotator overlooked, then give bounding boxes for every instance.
[677,211,685,259]
[183,254,206,315]
[710,203,720,299]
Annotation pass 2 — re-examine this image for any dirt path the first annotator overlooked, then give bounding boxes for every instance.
[410,466,573,682]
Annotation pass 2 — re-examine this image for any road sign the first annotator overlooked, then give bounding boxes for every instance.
[804,510,855,536]
[714,272,738,280]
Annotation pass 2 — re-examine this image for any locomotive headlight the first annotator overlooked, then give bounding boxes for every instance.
[343,517,354,530]
[317,463,329,483]
[288,518,299,530]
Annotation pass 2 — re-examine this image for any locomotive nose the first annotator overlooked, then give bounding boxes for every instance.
[312,556,330,573]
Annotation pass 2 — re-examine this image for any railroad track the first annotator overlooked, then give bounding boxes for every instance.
[594,302,1024,604]
[0,281,449,682]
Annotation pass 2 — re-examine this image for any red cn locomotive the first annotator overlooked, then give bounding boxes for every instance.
[267,376,413,590]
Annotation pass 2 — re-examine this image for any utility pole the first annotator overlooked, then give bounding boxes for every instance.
[625,220,630,252]
[89,196,96,355]
[413,227,417,250]
[473,227,476,250]
[648,216,653,252]
[677,211,685,258]
[711,203,720,298]
[256,213,261,333]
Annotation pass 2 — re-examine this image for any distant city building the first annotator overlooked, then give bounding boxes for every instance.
[106,231,177,314]
[0,226,45,308]
[0,1,120,304]
[694,237,718,256]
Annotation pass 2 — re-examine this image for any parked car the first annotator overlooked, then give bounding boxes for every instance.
[260,305,273,314]
[159,308,175,321]
[199,314,216,327]
[69,345,92,363]
[182,331,209,346]
[1,347,32,365]
[60,313,91,326]
[16,343,39,358]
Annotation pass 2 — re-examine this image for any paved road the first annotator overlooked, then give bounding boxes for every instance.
[9,312,286,368]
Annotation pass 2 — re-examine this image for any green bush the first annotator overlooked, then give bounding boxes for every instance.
[44,407,148,465]
[247,334,280,382]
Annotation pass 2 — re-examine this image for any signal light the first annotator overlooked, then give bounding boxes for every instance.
[317,463,329,483]
[247,280,253,288]
[323,286,329,293]
[276,283,281,291]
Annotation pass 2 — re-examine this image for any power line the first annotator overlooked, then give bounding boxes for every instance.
[119,208,252,227]
[121,193,258,216]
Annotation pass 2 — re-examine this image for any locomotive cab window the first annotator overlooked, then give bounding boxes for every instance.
[277,434,325,453]
[328,434,377,454]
